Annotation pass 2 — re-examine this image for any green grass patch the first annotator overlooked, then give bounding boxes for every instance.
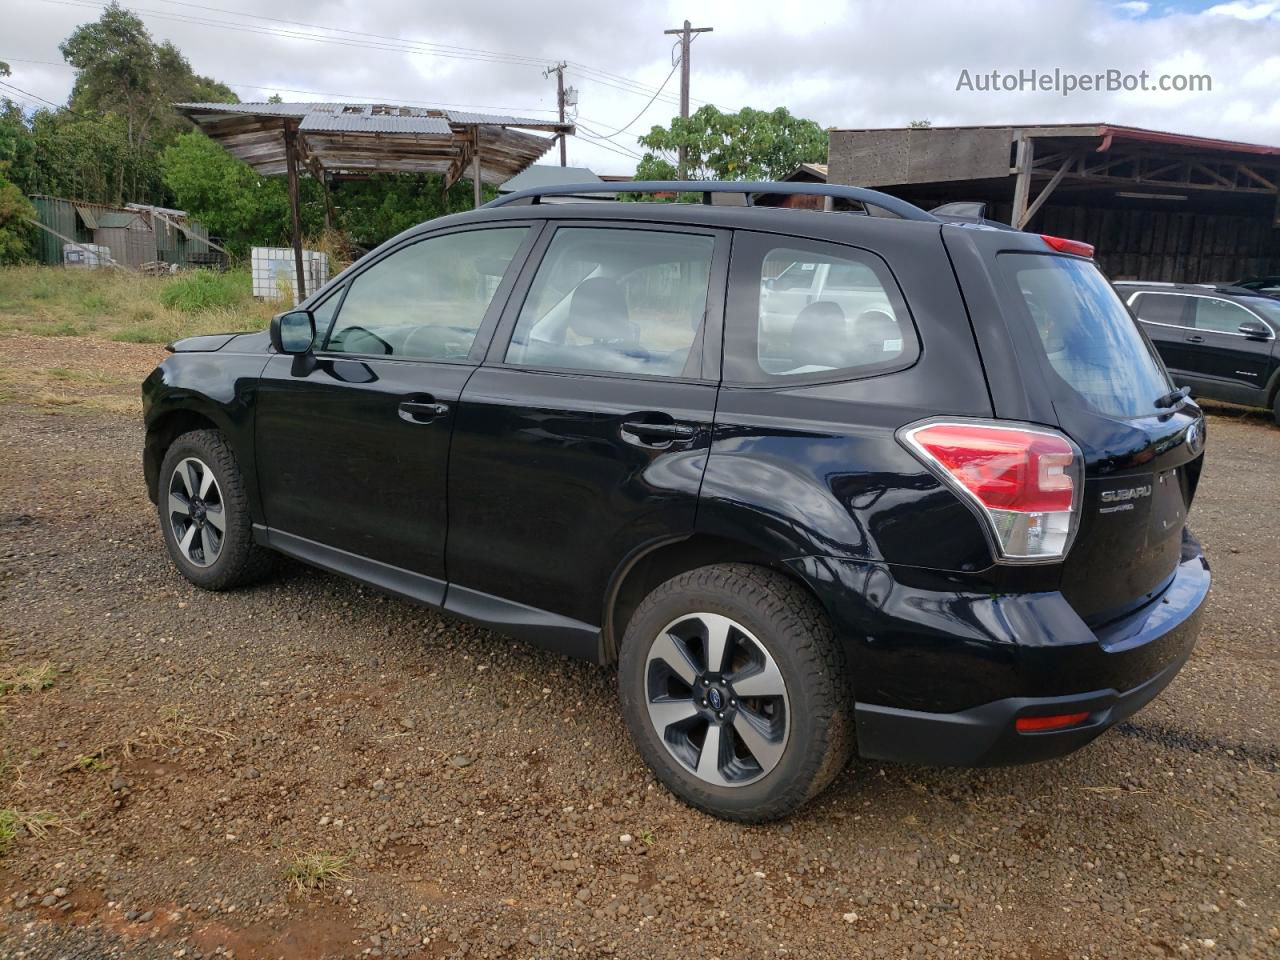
[0,265,275,343]
[159,270,248,313]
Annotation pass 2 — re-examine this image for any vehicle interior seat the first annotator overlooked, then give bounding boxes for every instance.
[789,300,848,369]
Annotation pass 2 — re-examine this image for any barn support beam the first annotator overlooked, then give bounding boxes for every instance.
[1011,136,1034,231]
[1018,156,1074,229]
[283,121,307,304]
[472,125,482,209]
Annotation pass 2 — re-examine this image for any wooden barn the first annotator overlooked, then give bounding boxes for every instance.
[818,123,1280,283]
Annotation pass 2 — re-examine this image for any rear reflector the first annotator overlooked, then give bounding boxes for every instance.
[1041,234,1095,258]
[899,420,1082,562]
[1015,712,1090,733]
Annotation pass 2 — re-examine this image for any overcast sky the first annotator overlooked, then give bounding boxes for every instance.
[2,0,1279,175]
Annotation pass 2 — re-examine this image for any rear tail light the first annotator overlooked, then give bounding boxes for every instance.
[898,420,1083,563]
[1041,234,1095,258]
[1015,712,1090,733]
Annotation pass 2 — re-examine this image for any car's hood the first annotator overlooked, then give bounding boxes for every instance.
[166,330,270,353]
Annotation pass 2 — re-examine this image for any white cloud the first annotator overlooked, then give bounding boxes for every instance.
[3,0,1279,174]
[1203,2,1280,20]
[1116,1,1151,15]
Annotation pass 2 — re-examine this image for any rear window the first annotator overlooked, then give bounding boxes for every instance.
[1000,254,1171,418]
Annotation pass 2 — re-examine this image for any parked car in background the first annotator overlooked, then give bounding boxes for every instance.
[1234,276,1280,296]
[142,181,1211,822]
[1117,281,1280,423]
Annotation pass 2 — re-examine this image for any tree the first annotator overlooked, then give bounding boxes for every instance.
[636,105,828,181]
[162,131,305,255]
[908,119,932,129]
[0,178,35,264]
[57,3,236,201]
[60,3,235,153]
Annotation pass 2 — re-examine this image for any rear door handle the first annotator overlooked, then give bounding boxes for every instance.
[1184,335,1205,343]
[398,399,450,423]
[620,420,697,445]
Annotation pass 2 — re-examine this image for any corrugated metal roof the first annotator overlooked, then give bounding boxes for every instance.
[177,102,558,130]
[96,212,142,228]
[499,164,604,193]
[74,205,99,229]
[299,112,452,135]
[443,110,555,127]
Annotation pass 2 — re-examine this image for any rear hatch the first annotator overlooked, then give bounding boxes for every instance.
[954,231,1205,625]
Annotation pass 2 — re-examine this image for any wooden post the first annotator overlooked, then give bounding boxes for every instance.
[321,173,337,232]
[284,121,307,304]
[472,125,482,209]
[1011,135,1034,231]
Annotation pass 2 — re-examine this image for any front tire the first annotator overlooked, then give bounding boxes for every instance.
[618,564,854,822]
[157,429,273,590]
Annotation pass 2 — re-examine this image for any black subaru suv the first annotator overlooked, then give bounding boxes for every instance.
[142,182,1210,822]
[1115,281,1280,423]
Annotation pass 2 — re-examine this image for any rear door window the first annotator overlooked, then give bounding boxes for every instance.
[1131,292,1190,328]
[725,233,917,383]
[504,226,715,378]
[1000,254,1172,418]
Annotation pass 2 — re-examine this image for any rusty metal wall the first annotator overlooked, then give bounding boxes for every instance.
[94,225,158,268]
[829,128,1014,187]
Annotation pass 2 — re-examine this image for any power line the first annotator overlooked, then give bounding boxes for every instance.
[35,0,685,108]
[585,57,680,139]
[223,81,555,115]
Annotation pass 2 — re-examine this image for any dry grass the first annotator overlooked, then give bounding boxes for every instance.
[61,706,237,773]
[0,662,58,697]
[285,851,354,892]
[0,266,275,344]
[0,809,70,855]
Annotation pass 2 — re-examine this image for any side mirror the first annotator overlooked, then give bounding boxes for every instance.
[1237,320,1271,340]
[271,309,316,355]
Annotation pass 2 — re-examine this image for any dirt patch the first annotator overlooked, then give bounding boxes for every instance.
[0,332,165,416]
[0,341,1277,959]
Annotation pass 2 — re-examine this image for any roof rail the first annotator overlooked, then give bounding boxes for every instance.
[484,180,940,222]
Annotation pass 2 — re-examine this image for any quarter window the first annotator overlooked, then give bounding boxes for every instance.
[505,227,714,378]
[727,240,915,382]
[324,227,528,360]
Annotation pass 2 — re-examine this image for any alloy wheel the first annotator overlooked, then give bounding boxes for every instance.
[644,612,790,786]
[167,456,225,568]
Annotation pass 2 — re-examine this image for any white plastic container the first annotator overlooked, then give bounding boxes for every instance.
[251,247,330,303]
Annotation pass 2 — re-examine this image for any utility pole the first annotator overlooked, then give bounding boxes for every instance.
[544,61,568,166]
[663,19,713,179]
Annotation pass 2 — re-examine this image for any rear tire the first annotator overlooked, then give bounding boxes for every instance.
[157,429,273,590]
[618,563,854,822]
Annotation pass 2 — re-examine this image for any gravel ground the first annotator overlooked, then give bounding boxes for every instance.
[0,341,1276,960]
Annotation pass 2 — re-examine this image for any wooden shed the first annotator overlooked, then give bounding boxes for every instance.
[91,210,158,269]
[174,101,574,298]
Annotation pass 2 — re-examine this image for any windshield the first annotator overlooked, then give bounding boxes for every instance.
[1000,254,1172,419]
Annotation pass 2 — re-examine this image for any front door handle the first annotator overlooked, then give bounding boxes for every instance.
[620,420,697,446]
[398,399,450,423]
[1184,335,1205,343]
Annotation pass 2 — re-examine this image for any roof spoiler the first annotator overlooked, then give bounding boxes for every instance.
[485,181,940,222]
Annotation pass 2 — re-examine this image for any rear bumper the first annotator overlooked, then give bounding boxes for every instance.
[854,644,1192,766]
[789,529,1210,767]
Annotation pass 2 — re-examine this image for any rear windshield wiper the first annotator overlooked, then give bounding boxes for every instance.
[1154,386,1191,409]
